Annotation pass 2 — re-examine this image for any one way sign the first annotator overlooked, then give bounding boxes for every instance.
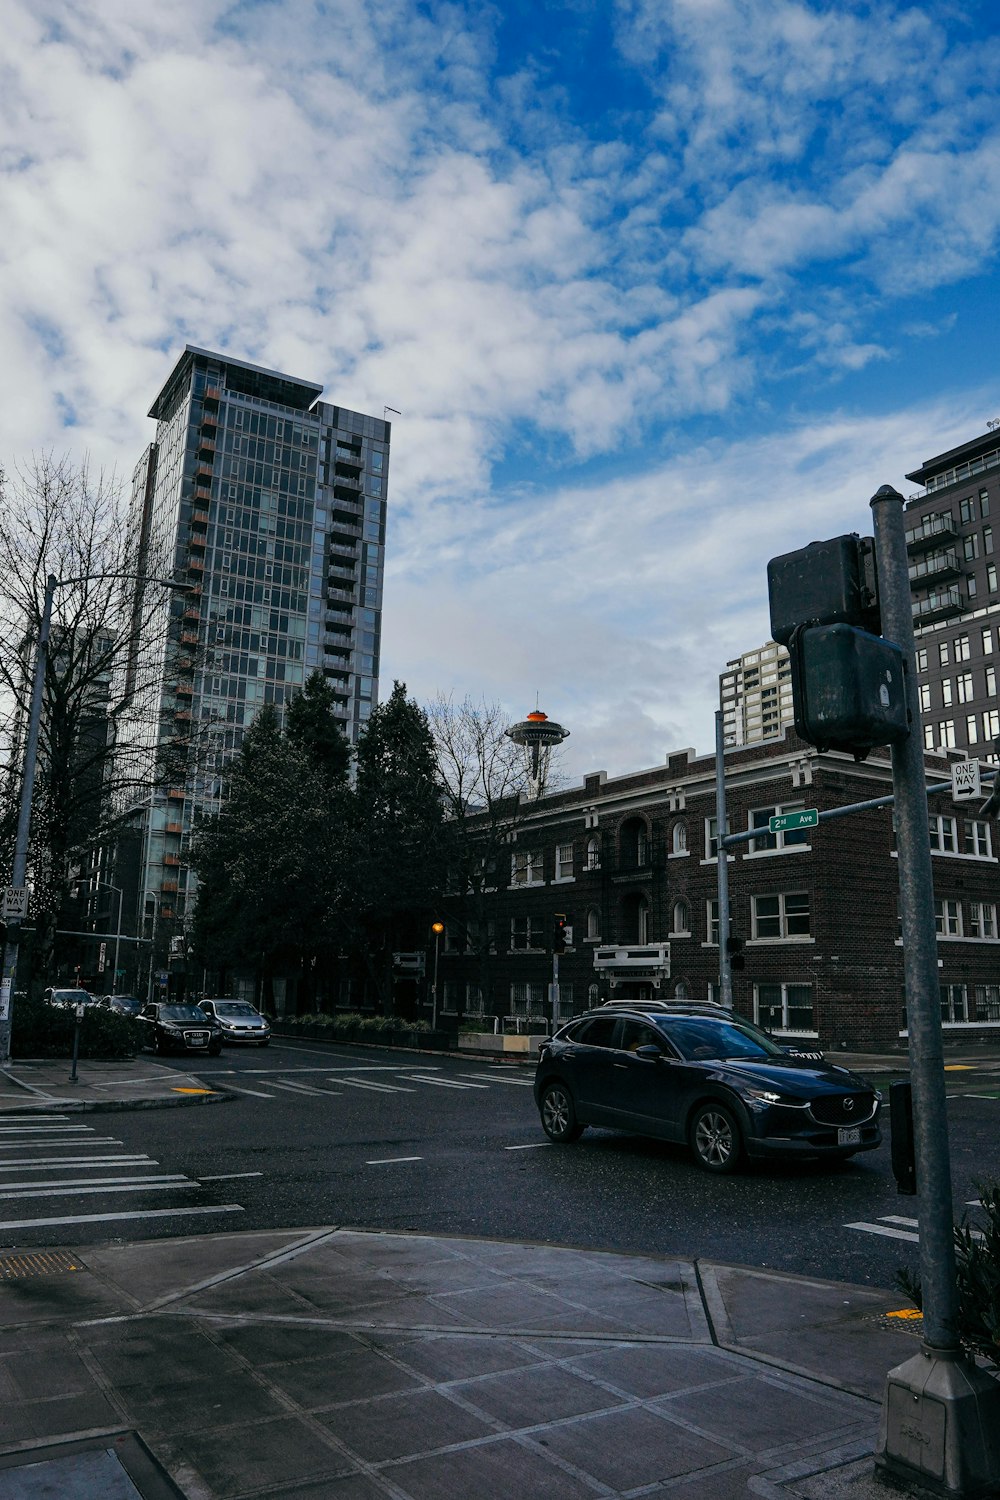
[951,759,982,801]
[1,887,29,920]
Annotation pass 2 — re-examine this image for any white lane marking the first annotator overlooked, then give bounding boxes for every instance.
[402,1075,488,1090]
[338,1078,415,1094]
[459,1073,534,1087]
[366,1156,422,1165]
[504,1143,551,1150]
[270,1079,341,1097]
[0,1204,244,1232]
[198,1172,265,1182]
[881,1216,920,1228]
[0,1138,123,1150]
[0,1177,194,1201]
[0,1125,95,1135]
[845,1221,920,1243]
[219,1083,276,1098]
[0,1156,157,1171]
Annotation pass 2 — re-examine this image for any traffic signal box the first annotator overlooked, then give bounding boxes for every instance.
[767,533,911,759]
[553,914,570,954]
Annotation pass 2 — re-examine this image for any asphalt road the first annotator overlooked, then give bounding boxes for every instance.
[4,1038,999,1293]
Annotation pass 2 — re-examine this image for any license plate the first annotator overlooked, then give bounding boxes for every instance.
[838,1126,861,1146]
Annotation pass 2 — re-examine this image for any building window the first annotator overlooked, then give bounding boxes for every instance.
[671,900,690,935]
[964,534,979,562]
[934,900,962,937]
[555,843,574,880]
[963,819,992,857]
[929,815,958,852]
[704,816,730,859]
[989,564,998,594]
[982,490,992,519]
[960,496,975,524]
[670,821,687,855]
[985,709,1000,740]
[510,981,547,1017]
[975,984,1000,1021]
[957,673,974,704]
[510,916,544,950]
[748,805,809,854]
[586,907,600,941]
[924,724,936,750]
[916,647,928,671]
[968,902,998,939]
[941,983,970,1024]
[985,525,994,555]
[754,983,815,1033]
[706,899,719,945]
[939,642,950,666]
[968,575,978,598]
[987,666,997,697]
[983,628,994,656]
[955,635,971,662]
[968,715,980,743]
[752,892,811,939]
[919,683,932,711]
[511,849,543,886]
[938,720,956,748]
[586,836,601,871]
[942,679,953,706]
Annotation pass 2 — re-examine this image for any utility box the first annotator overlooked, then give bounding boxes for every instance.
[889,1080,916,1195]
[790,623,910,755]
[768,534,880,645]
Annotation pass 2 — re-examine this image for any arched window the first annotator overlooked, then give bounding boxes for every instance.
[620,818,648,870]
[674,980,690,999]
[671,900,689,934]
[588,983,600,1009]
[621,891,649,944]
[671,821,687,854]
[587,907,601,941]
[586,836,601,870]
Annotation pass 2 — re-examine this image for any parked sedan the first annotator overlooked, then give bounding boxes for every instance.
[138,1002,223,1056]
[199,999,271,1046]
[534,1003,881,1173]
[100,994,143,1017]
[44,987,97,1009]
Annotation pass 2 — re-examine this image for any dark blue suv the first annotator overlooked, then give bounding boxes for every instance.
[534,1002,881,1173]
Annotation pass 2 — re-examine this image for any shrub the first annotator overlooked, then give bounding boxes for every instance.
[896,1183,1000,1372]
[11,993,142,1060]
[277,1012,430,1037]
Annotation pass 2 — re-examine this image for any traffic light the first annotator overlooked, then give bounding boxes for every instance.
[725,934,745,972]
[768,533,911,759]
[553,914,568,954]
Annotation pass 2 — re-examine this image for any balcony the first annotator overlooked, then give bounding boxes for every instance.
[180,630,199,645]
[906,514,958,551]
[908,550,962,587]
[167,788,185,801]
[192,509,209,527]
[333,470,363,490]
[164,854,181,868]
[335,447,363,468]
[593,944,672,980]
[912,586,964,623]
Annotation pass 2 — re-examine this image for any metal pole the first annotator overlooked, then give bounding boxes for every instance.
[0,573,57,1064]
[552,951,560,1032]
[113,887,122,990]
[432,930,440,1031]
[871,486,958,1352]
[145,895,159,1003]
[714,710,733,1009]
[872,484,1000,1495]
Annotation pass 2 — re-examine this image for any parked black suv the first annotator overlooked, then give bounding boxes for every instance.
[534,1002,881,1173]
[138,1003,223,1057]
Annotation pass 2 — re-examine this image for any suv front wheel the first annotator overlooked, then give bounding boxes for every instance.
[689,1101,743,1174]
[540,1082,584,1144]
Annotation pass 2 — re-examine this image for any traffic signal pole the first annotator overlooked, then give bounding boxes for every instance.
[870,485,1000,1496]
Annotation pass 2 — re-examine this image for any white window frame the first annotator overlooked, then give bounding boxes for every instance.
[934,899,962,937]
[963,819,993,858]
[967,902,998,940]
[510,915,544,951]
[510,849,544,887]
[585,836,601,871]
[705,899,719,947]
[747,804,810,857]
[670,899,690,936]
[554,842,575,882]
[750,891,812,941]
[753,982,817,1036]
[929,814,958,853]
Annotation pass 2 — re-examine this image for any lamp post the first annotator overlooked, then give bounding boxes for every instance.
[430,922,444,1031]
[0,570,192,1063]
[144,892,161,1004]
[91,881,124,993]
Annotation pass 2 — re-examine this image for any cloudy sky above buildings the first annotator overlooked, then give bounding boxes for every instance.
[2,0,999,778]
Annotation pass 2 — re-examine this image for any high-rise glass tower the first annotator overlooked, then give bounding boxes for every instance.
[123,345,389,935]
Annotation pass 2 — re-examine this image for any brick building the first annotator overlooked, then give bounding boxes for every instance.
[436,730,1000,1053]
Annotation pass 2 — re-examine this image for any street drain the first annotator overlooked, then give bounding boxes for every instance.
[0,1250,84,1280]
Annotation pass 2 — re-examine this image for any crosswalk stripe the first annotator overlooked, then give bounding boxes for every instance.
[0,1173,187,1194]
[367,1156,422,1165]
[0,1156,156,1171]
[845,1221,920,1243]
[338,1078,414,1094]
[0,1138,123,1150]
[880,1215,920,1228]
[270,1079,339,1096]
[0,1204,244,1232]
[459,1073,534,1087]
[403,1075,489,1090]
[220,1084,276,1098]
[0,1125,94,1134]
[0,1178,193,1202]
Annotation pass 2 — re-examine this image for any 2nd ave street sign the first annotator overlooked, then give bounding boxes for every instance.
[768,809,819,834]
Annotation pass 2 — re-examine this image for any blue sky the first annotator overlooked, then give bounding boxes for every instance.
[2,0,999,777]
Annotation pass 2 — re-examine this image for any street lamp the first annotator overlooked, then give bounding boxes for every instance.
[430,921,444,1031]
[0,570,193,1063]
[144,892,161,1004]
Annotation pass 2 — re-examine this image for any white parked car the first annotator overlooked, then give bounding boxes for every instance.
[198,998,271,1046]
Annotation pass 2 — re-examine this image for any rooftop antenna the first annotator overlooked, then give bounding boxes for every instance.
[384,406,401,421]
[986,418,1000,431]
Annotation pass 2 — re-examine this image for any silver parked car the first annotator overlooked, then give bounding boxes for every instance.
[199,998,271,1046]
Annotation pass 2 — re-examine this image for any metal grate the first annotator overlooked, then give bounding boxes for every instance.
[0,1251,84,1281]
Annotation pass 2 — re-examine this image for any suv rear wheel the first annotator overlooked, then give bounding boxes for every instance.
[540,1082,584,1143]
[689,1101,742,1173]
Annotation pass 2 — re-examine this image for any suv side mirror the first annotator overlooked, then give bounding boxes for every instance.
[635,1044,665,1062]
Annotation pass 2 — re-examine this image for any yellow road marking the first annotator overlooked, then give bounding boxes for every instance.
[171,1087,215,1095]
[886,1308,923,1320]
[944,1065,974,1071]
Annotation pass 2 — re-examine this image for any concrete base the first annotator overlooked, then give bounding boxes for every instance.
[875,1347,1000,1497]
[457,1031,546,1054]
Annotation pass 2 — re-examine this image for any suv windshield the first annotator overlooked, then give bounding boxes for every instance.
[160,1005,209,1023]
[214,1002,257,1017]
[657,1015,785,1061]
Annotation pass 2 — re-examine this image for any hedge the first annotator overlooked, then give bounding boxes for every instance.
[10,993,142,1060]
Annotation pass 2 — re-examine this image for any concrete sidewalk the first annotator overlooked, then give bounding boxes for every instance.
[0,1223,925,1500]
[0,1058,232,1114]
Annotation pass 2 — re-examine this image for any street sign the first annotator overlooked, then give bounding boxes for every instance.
[951,758,981,801]
[768,809,819,834]
[1,887,28,920]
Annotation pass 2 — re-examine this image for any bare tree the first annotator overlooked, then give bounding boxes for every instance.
[0,455,193,992]
[427,694,560,1018]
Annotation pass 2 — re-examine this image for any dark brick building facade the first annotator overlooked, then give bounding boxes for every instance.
[437,730,1000,1053]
